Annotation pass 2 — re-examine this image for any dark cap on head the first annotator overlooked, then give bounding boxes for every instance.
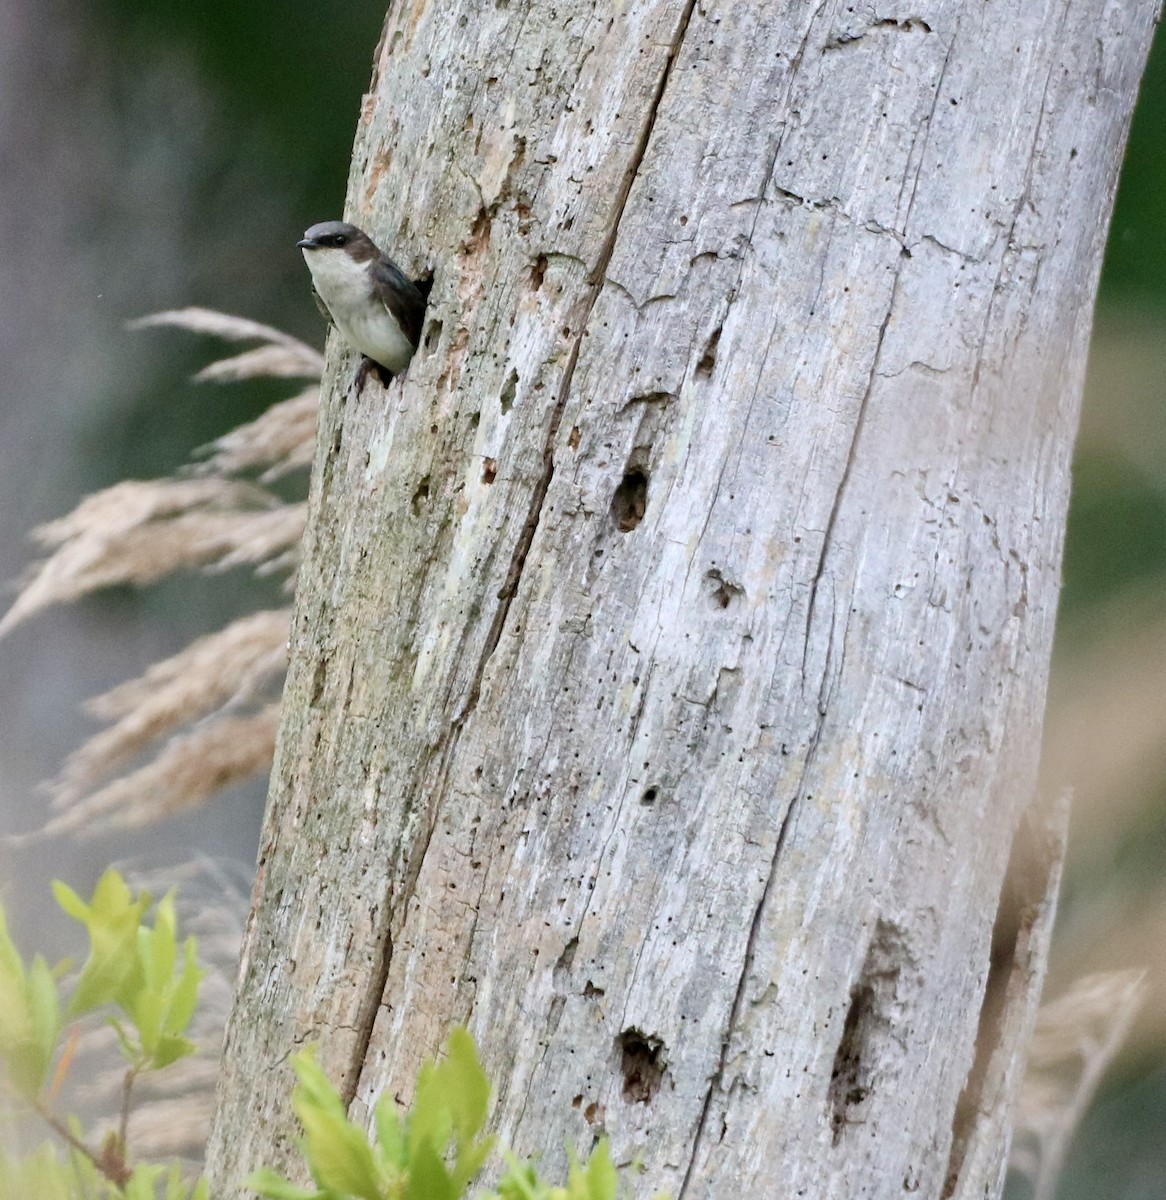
[297,221,379,259]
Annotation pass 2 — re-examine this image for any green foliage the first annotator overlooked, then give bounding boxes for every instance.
[0,904,63,1098]
[0,869,207,1197]
[248,1029,648,1200]
[1,873,657,1200]
[0,1142,211,1200]
[51,871,204,1073]
[485,1145,620,1200]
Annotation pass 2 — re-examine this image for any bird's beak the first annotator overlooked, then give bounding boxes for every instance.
[296,237,317,250]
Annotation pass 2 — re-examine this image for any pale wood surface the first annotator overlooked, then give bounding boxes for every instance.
[207,1,1158,1195]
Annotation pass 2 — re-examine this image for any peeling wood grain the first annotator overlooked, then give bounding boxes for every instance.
[206,0,1158,1196]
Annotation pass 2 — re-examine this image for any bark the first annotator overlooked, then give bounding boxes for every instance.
[206,1,1158,1196]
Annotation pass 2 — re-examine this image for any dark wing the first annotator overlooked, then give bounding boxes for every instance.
[371,258,427,348]
[310,286,335,327]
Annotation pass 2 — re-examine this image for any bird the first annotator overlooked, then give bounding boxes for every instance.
[297,220,427,390]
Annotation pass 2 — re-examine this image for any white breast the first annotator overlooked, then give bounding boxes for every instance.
[303,249,415,374]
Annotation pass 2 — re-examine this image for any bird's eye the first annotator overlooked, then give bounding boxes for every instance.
[332,234,348,247]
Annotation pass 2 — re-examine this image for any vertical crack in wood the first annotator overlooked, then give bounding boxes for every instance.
[678,720,825,1196]
[345,0,703,1099]
[681,10,952,1183]
[800,297,888,687]
[464,0,702,719]
[343,922,395,1105]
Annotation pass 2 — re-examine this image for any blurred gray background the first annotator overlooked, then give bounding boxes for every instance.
[0,3,1162,1195]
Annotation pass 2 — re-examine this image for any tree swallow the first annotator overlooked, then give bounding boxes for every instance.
[297,220,426,389]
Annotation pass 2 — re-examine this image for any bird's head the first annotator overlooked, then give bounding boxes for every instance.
[297,221,380,262]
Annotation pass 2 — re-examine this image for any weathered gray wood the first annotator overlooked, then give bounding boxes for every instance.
[206,0,1158,1196]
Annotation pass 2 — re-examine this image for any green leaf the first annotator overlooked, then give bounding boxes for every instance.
[373,1095,406,1171]
[125,1161,165,1200]
[131,983,165,1058]
[568,1142,617,1200]
[290,1050,349,1120]
[50,881,89,923]
[0,908,32,1053]
[145,893,179,990]
[408,1066,453,1167]
[60,868,149,1017]
[0,914,65,1099]
[407,1137,456,1200]
[128,911,203,1069]
[23,954,61,1096]
[442,1026,490,1142]
[487,1154,546,1200]
[290,1051,383,1199]
[152,1033,197,1070]
[0,1141,76,1200]
[164,938,203,1036]
[244,1167,325,1200]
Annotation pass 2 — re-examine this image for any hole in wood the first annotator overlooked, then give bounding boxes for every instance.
[640,786,659,806]
[411,476,431,516]
[617,1028,665,1104]
[611,468,648,532]
[696,324,721,378]
[827,919,909,1145]
[829,982,876,1145]
[530,254,548,290]
[706,568,744,610]
[413,270,435,305]
[500,368,519,414]
[463,207,491,257]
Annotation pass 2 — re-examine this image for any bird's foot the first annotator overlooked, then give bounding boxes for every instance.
[354,357,393,393]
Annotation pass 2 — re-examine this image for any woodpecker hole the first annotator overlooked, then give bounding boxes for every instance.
[464,207,492,256]
[625,390,673,408]
[611,468,648,532]
[411,476,431,516]
[640,786,659,806]
[617,1028,666,1104]
[500,368,518,414]
[829,982,876,1145]
[553,937,579,990]
[696,325,722,378]
[309,658,327,707]
[482,457,497,484]
[827,919,911,1145]
[707,568,744,610]
[531,254,548,290]
[413,270,435,305]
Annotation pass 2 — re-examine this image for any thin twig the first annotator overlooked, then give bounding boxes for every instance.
[32,1094,132,1187]
[118,1063,139,1163]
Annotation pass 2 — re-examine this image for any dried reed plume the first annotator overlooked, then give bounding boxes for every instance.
[1,308,321,835]
[1011,968,1148,1200]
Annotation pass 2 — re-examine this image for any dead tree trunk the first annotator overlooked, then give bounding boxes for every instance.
[206,1,1157,1196]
